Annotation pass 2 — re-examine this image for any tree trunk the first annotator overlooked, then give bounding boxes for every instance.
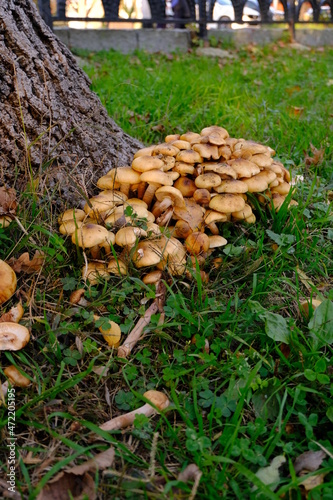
[0,0,143,208]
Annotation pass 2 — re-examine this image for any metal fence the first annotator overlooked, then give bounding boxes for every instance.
[38,0,333,40]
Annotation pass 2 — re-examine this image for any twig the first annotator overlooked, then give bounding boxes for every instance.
[117,281,166,358]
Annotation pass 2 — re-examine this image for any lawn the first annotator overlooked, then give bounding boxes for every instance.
[1,41,333,499]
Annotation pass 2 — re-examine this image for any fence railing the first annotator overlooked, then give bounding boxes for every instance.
[38,0,333,40]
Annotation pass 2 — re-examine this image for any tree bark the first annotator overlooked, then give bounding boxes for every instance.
[0,0,143,208]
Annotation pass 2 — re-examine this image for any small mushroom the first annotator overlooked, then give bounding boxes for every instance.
[4,365,31,388]
[94,314,121,347]
[100,390,170,431]
[0,260,17,306]
[0,302,24,323]
[0,323,30,351]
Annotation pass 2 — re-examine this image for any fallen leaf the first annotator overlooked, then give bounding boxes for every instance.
[304,144,324,166]
[36,472,96,500]
[8,251,45,274]
[294,450,326,475]
[288,106,304,117]
[36,447,115,500]
[151,124,165,132]
[286,85,301,95]
[0,186,17,215]
[300,472,325,492]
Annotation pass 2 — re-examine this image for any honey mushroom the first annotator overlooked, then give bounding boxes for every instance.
[58,125,297,282]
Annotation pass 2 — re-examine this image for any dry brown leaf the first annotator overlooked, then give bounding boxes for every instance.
[300,472,325,492]
[36,447,115,500]
[294,450,326,475]
[0,186,17,215]
[8,251,45,274]
[289,106,304,117]
[286,85,301,95]
[304,144,324,166]
[151,124,165,133]
[36,472,96,500]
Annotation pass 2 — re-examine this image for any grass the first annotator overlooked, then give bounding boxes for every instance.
[1,42,333,499]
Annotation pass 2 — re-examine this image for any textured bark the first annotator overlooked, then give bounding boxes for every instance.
[0,0,143,207]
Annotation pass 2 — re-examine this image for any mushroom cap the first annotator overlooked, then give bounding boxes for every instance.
[0,323,30,351]
[195,173,222,190]
[4,365,31,387]
[0,260,17,306]
[200,125,229,139]
[174,177,197,197]
[270,182,291,196]
[176,150,202,164]
[58,209,86,224]
[209,194,246,213]
[180,132,202,144]
[185,232,210,255]
[83,262,110,284]
[143,390,170,411]
[132,156,164,172]
[72,224,110,248]
[165,134,180,143]
[95,316,122,347]
[142,270,163,284]
[193,143,219,160]
[208,235,228,249]
[0,216,12,228]
[140,169,174,186]
[173,162,195,176]
[115,226,146,247]
[155,186,185,208]
[133,145,156,158]
[59,220,84,235]
[132,240,163,268]
[241,175,269,193]
[125,198,149,209]
[156,236,187,275]
[214,179,248,194]
[170,139,191,150]
[107,257,128,275]
[173,198,205,231]
[218,145,232,160]
[228,159,261,178]
[201,162,237,179]
[193,189,211,206]
[232,204,253,220]
[250,153,273,168]
[204,210,228,225]
[153,143,180,157]
[100,167,141,186]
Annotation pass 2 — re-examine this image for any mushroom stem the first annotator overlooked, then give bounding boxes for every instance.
[1,381,9,404]
[100,390,169,431]
[100,403,156,431]
[117,281,166,358]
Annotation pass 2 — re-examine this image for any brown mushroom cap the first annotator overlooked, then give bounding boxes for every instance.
[58,208,86,224]
[176,150,202,164]
[165,134,180,143]
[107,257,128,276]
[153,143,180,157]
[94,315,121,347]
[193,143,219,160]
[208,235,228,249]
[132,240,163,268]
[0,260,17,306]
[142,270,163,284]
[200,125,229,139]
[72,224,110,249]
[180,132,202,144]
[174,177,197,197]
[59,220,84,235]
[241,175,269,193]
[195,173,222,190]
[4,365,31,387]
[170,139,191,150]
[232,204,253,220]
[228,159,261,178]
[250,153,273,168]
[173,162,196,176]
[115,226,146,248]
[132,155,164,173]
[0,323,30,351]
[82,262,110,284]
[185,232,210,255]
[143,390,170,411]
[193,189,211,206]
[201,163,237,179]
[133,145,156,158]
[98,167,141,187]
[209,194,246,213]
[214,179,248,194]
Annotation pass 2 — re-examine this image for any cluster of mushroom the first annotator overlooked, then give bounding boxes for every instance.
[58,125,296,281]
